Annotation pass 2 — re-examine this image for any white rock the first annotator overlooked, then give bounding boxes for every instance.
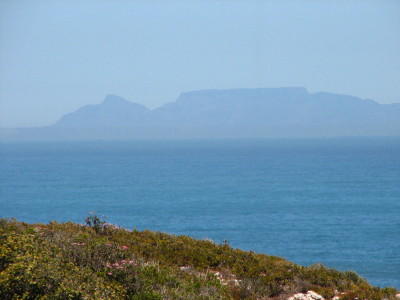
[307,291,324,300]
[287,291,325,300]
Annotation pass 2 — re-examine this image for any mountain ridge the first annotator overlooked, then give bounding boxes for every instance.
[3,87,400,140]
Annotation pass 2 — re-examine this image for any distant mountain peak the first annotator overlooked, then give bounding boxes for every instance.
[100,94,149,111]
[3,88,400,140]
[102,94,130,105]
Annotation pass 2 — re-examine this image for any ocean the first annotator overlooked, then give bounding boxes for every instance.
[1,137,399,288]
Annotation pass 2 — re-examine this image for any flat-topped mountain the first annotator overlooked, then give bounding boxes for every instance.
[5,88,400,140]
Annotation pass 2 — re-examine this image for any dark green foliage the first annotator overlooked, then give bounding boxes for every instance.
[0,220,125,299]
[85,214,109,234]
[0,217,398,299]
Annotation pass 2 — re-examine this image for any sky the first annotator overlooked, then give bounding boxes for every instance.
[0,0,399,128]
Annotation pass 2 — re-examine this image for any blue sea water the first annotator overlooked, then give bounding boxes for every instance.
[1,137,399,288]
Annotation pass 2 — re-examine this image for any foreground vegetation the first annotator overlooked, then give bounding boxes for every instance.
[0,216,397,299]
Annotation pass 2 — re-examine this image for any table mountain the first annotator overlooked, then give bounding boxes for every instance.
[6,88,400,140]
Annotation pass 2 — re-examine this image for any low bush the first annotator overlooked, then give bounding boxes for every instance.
[0,217,398,299]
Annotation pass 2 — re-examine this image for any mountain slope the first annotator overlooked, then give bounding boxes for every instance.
[55,94,150,127]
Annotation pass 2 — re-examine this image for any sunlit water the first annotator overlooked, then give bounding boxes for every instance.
[1,137,399,288]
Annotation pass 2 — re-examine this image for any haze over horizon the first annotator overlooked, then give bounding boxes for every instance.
[1,0,400,128]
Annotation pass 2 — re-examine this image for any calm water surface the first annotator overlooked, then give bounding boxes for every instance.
[1,138,399,288]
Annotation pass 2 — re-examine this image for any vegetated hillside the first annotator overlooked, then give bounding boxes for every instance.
[5,88,400,141]
[0,217,397,300]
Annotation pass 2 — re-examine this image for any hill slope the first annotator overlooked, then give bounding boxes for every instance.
[0,217,397,299]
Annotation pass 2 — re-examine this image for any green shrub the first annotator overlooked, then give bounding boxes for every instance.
[0,218,398,300]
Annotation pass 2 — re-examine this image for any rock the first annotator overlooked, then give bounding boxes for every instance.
[287,291,325,300]
[308,291,324,299]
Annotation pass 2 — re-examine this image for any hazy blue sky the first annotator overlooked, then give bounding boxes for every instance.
[1,0,399,127]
